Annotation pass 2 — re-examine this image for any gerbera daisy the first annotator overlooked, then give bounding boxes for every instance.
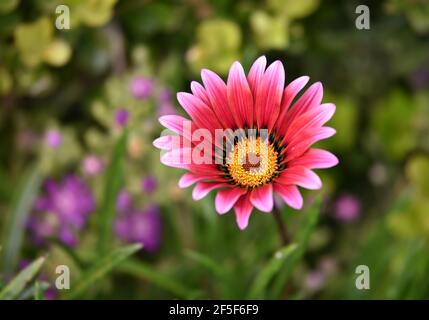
[153,56,338,230]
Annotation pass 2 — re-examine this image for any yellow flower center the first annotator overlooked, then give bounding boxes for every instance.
[226,137,279,188]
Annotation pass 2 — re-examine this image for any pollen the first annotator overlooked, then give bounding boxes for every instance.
[226,137,279,188]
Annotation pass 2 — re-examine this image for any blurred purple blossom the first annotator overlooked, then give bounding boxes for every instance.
[141,175,157,193]
[115,108,129,127]
[28,175,95,246]
[114,203,162,252]
[409,65,429,89]
[305,270,326,291]
[81,155,104,176]
[334,194,361,223]
[159,88,172,103]
[116,190,134,214]
[130,77,154,99]
[44,129,62,149]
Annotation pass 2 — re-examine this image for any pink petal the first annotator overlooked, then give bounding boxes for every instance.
[227,62,254,128]
[284,103,336,144]
[192,182,228,201]
[215,187,247,214]
[276,166,322,190]
[254,60,285,130]
[283,82,323,131]
[160,148,192,169]
[201,69,235,128]
[289,148,339,169]
[177,92,221,132]
[274,184,303,209]
[233,193,254,230]
[275,76,310,135]
[250,184,274,212]
[284,127,336,162]
[159,115,191,135]
[153,136,172,150]
[178,173,201,188]
[247,56,267,97]
[190,81,210,106]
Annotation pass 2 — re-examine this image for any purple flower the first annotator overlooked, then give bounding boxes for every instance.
[409,65,429,90]
[130,77,154,100]
[44,129,62,149]
[141,175,157,193]
[305,270,326,291]
[115,108,129,127]
[116,190,134,214]
[28,175,95,246]
[81,155,104,176]
[159,88,172,103]
[158,102,177,117]
[334,194,361,223]
[114,203,162,253]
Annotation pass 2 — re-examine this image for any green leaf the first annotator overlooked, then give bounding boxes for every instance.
[184,249,227,279]
[0,256,45,300]
[34,281,49,300]
[248,243,298,299]
[67,243,141,299]
[97,131,128,256]
[1,166,42,276]
[270,198,321,298]
[118,258,197,299]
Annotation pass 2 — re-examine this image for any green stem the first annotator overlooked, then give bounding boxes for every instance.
[273,206,290,246]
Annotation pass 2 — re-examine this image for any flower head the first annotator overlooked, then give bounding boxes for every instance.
[114,203,163,252]
[81,154,104,176]
[334,194,361,223]
[141,175,158,193]
[44,129,62,149]
[28,175,95,246]
[153,56,338,229]
[114,108,129,127]
[130,77,154,100]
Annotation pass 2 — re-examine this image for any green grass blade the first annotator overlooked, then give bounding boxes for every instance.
[1,167,42,276]
[118,257,197,299]
[67,243,141,299]
[270,198,321,298]
[248,243,298,299]
[184,249,227,279]
[0,256,45,300]
[97,131,127,256]
[34,281,49,300]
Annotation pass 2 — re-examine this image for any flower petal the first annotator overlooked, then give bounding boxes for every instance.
[177,92,221,132]
[289,148,339,169]
[178,173,200,188]
[233,193,254,230]
[276,166,322,190]
[215,187,247,214]
[276,76,310,134]
[227,61,254,128]
[159,115,191,135]
[254,60,285,130]
[283,103,336,144]
[247,55,267,97]
[284,127,336,162]
[190,81,210,106]
[201,69,236,128]
[250,184,274,212]
[274,184,303,209]
[283,82,323,131]
[192,182,228,201]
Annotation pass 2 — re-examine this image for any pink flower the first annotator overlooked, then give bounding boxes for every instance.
[334,194,361,223]
[153,56,338,230]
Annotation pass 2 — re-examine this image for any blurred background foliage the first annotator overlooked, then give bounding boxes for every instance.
[0,0,429,299]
